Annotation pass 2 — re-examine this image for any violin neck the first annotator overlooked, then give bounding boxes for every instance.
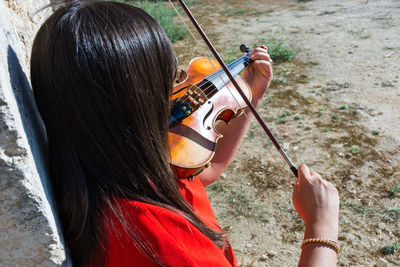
[205,53,251,90]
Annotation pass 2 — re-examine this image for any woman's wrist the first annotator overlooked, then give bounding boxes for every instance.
[304,223,338,242]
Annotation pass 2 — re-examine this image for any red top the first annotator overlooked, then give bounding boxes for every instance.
[105,177,237,267]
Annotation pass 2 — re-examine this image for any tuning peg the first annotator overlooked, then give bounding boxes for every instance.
[240,44,250,53]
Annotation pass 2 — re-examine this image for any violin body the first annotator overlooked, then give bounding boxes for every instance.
[168,57,251,178]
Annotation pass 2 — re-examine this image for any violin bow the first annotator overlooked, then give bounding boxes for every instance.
[175,0,298,178]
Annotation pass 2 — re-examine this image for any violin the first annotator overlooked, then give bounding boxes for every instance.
[168,45,252,178]
[169,0,298,179]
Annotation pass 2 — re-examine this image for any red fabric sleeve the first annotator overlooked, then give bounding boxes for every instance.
[105,177,236,267]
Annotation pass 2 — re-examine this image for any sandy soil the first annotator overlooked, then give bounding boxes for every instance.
[174,0,400,266]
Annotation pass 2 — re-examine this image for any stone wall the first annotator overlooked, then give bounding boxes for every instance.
[0,0,70,266]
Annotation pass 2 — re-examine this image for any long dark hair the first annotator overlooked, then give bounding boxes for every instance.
[31,1,225,266]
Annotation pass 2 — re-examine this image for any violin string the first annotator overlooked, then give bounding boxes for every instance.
[178,52,246,106]
[183,59,243,108]
[168,0,250,110]
[168,0,292,181]
[167,0,241,107]
[184,56,248,108]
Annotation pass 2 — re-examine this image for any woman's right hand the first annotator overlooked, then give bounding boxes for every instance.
[292,164,339,241]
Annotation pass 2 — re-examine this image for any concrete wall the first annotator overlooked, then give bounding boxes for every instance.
[0,0,70,266]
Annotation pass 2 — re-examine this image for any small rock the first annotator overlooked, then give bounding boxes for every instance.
[267,250,277,258]
[381,81,393,87]
[283,142,290,150]
[259,254,268,261]
[338,152,344,157]
[378,222,386,229]
[336,81,345,87]
[323,85,340,91]
[293,146,299,151]
[245,243,253,248]
[343,233,358,245]
[349,175,356,181]
[345,153,353,159]
[376,257,390,267]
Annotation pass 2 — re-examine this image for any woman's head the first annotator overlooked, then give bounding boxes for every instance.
[31,1,224,266]
[32,0,177,188]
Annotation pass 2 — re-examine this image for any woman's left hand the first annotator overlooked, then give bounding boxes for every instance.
[241,46,273,102]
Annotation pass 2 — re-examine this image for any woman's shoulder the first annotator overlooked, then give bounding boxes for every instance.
[106,198,234,267]
[115,198,190,228]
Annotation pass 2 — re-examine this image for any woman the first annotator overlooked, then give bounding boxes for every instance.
[31,1,339,266]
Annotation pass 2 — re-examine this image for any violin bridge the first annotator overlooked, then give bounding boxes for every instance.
[183,84,207,111]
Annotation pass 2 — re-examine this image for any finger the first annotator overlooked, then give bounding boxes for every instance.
[252,59,273,69]
[251,47,268,54]
[298,164,312,183]
[250,51,271,61]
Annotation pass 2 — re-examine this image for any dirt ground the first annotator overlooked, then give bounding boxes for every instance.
[173,0,400,266]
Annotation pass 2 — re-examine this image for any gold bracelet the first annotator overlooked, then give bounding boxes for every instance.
[301,238,340,255]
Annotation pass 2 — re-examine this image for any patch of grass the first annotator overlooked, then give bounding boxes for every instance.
[208,181,224,192]
[380,242,399,255]
[343,82,352,88]
[323,127,329,132]
[280,111,292,118]
[253,37,296,63]
[265,116,275,122]
[121,0,187,42]
[340,201,369,214]
[319,10,336,15]
[340,201,400,227]
[305,126,312,130]
[331,114,339,120]
[359,35,371,39]
[372,130,380,136]
[223,188,268,221]
[222,8,264,17]
[296,5,308,11]
[389,182,400,197]
[277,69,290,77]
[187,0,202,5]
[349,146,361,154]
[381,81,394,87]
[339,105,347,110]
[294,115,301,120]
